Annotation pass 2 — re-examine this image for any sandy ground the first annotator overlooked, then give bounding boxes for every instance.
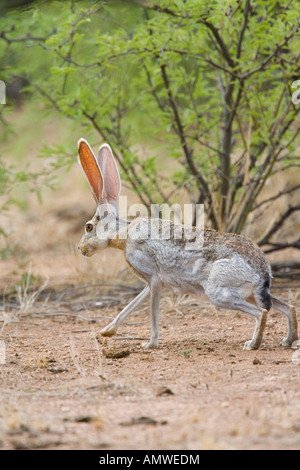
[0,276,300,450]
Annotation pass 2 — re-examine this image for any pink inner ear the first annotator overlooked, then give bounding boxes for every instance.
[78,139,105,203]
[97,144,121,202]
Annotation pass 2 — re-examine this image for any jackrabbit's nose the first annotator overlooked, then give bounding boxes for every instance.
[79,245,89,256]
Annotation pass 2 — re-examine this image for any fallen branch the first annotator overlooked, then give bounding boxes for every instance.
[111,336,150,341]
[18,312,115,321]
[271,262,300,279]
[56,283,143,303]
[258,205,300,247]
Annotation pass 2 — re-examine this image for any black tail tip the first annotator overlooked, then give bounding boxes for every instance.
[259,275,272,311]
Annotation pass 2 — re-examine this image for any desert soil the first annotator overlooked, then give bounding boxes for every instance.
[0,272,300,450]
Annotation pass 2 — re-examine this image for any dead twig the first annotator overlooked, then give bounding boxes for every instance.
[20,312,114,321]
[56,282,142,303]
[258,205,300,247]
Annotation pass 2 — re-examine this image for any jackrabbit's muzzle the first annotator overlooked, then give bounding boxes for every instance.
[78,243,93,257]
[78,237,97,257]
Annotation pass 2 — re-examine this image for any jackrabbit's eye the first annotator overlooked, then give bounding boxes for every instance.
[85,223,93,232]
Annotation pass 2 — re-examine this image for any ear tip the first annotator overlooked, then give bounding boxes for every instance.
[78,137,90,150]
[98,143,113,153]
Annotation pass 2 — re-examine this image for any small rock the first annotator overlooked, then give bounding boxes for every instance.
[120,416,167,426]
[74,416,94,423]
[102,347,130,359]
[47,367,69,374]
[156,386,174,397]
[253,357,262,365]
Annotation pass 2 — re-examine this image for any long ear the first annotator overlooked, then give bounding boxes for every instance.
[78,138,106,204]
[97,144,121,205]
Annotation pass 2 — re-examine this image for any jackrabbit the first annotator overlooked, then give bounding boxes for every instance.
[77,139,298,350]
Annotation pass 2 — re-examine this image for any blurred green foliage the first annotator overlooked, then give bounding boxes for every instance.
[0,0,300,247]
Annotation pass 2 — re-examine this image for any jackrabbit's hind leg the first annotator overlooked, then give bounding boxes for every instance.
[242,306,268,350]
[223,296,268,350]
[206,286,268,350]
[271,295,298,347]
[100,286,150,337]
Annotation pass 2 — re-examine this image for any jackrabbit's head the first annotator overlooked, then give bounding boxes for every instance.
[77,139,121,256]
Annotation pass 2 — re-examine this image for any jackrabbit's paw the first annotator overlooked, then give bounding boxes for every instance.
[100,325,117,337]
[142,340,158,349]
[282,335,298,348]
[243,339,259,350]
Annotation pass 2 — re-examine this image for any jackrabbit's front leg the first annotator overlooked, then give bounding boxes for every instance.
[100,286,150,337]
[142,279,161,349]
